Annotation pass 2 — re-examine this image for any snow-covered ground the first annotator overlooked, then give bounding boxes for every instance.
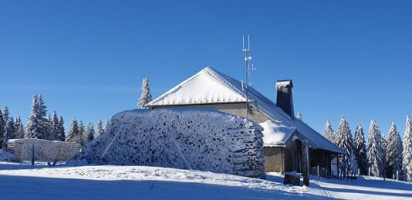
[0,162,411,200]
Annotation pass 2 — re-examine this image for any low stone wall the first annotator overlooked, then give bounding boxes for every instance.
[8,138,81,161]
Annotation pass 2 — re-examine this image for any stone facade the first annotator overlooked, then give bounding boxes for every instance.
[8,138,81,161]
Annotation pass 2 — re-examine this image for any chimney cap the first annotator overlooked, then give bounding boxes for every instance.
[276,80,293,89]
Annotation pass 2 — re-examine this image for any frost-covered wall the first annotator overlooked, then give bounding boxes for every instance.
[73,109,265,178]
[9,139,81,161]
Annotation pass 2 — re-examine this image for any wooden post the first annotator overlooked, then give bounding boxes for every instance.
[302,140,309,186]
[31,144,35,165]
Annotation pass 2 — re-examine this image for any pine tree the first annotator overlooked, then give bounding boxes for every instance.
[0,110,5,149]
[57,116,65,141]
[367,120,385,177]
[323,120,336,144]
[14,117,25,139]
[66,118,79,142]
[137,77,152,109]
[78,120,85,146]
[26,95,48,139]
[44,114,52,140]
[85,122,95,144]
[335,117,356,178]
[95,119,104,138]
[103,119,110,134]
[297,113,302,121]
[2,105,9,125]
[49,111,60,141]
[354,124,368,175]
[403,116,412,181]
[1,106,9,149]
[3,118,15,149]
[386,122,403,179]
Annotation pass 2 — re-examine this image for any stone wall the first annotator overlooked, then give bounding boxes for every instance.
[263,146,284,172]
[8,138,81,161]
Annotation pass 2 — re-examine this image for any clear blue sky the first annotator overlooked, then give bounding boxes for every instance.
[1,0,411,138]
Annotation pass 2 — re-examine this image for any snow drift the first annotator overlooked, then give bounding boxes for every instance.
[71,109,265,178]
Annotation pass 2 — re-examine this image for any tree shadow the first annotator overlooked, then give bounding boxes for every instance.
[0,174,336,200]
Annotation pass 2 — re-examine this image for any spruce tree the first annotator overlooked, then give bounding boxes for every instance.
[2,105,9,125]
[138,77,152,109]
[1,106,9,148]
[386,122,403,179]
[14,117,25,139]
[49,111,60,141]
[85,122,95,144]
[57,116,65,141]
[323,120,336,144]
[297,113,302,121]
[103,119,110,134]
[26,95,48,139]
[78,120,85,146]
[367,120,385,177]
[95,119,104,138]
[0,110,5,149]
[403,116,412,181]
[66,118,79,142]
[354,124,368,175]
[3,118,15,149]
[335,117,356,178]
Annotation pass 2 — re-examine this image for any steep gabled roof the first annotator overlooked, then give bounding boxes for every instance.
[147,67,343,154]
[147,67,247,106]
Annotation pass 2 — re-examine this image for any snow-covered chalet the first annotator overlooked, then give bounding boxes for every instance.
[146,67,343,175]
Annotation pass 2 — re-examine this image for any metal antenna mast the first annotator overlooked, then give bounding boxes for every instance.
[242,34,256,125]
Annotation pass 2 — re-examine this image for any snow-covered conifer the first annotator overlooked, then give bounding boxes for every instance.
[95,119,104,138]
[78,120,85,146]
[66,118,79,142]
[354,124,368,175]
[26,95,48,139]
[323,120,335,144]
[336,117,356,177]
[2,105,9,124]
[367,120,385,177]
[103,119,110,134]
[403,116,412,181]
[3,118,15,149]
[137,77,152,109]
[0,110,5,149]
[85,122,95,144]
[57,116,65,141]
[297,113,302,121]
[386,122,403,179]
[48,111,60,141]
[13,117,25,139]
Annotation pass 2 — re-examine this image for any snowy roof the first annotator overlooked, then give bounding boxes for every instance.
[259,120,296,147]
[147,67,343,154]
[146,67,247,106]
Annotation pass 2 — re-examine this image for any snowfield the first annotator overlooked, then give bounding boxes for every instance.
[0,162,411,200]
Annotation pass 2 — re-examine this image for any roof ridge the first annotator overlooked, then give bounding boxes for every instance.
[204,67,247,100]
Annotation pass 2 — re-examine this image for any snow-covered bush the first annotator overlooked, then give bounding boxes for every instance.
[71,109,265,178]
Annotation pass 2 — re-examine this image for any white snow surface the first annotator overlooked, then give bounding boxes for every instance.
[260,120,296,146]
[146,67,342,154]
[73,109,264,178]
[0,162,411,200]
[0,149,18,162]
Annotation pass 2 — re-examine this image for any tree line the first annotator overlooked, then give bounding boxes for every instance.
[323,116,412,181]
[0,94,110,150]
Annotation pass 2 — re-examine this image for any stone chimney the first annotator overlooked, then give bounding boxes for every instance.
[276,80,294,119]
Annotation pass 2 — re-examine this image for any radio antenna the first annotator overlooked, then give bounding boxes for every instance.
[242,34,256,125]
